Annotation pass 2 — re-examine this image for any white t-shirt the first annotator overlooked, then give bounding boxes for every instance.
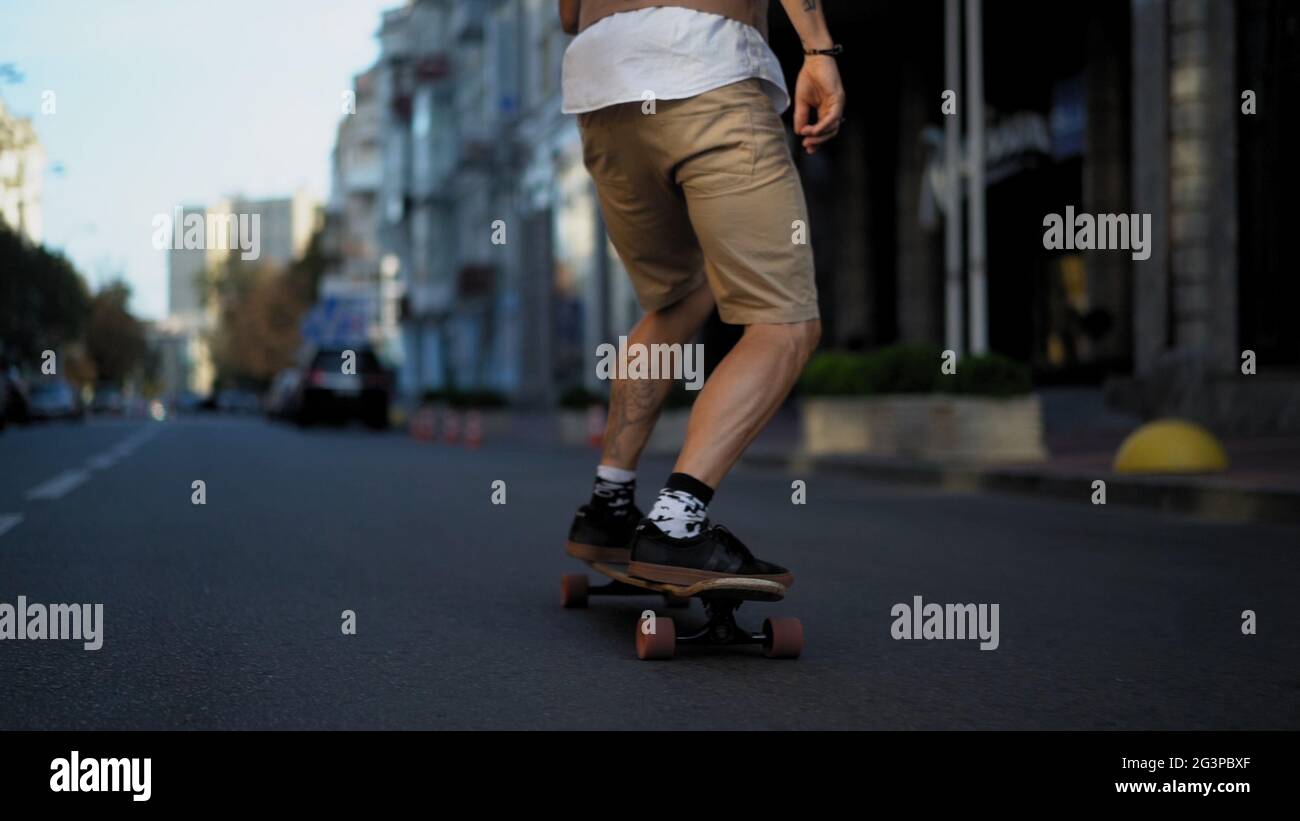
[561,6,789,115]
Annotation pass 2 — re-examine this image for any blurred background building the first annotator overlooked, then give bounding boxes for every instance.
[0,96,44,245]
[163,192,321,396]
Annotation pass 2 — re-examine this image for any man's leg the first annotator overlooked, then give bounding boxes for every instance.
[673,319,820,488]
[630,80,819,584]
[564,283,714,562]
[568,104,716,561]
[600,283,715,471]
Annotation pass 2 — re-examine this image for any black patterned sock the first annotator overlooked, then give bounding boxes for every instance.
[647,472,714,539]
[590,465,636,519]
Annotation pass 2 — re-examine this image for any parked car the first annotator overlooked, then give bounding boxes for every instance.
[3,365,29,424]
[172,391,203,414]
[217,388,261,414]
[294,345,390,429]
[264,369,302,419]
[90,386,125,415]
[27,378,85,422]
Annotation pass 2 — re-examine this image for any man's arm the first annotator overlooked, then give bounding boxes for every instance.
[559,0,580,35]
[777,0,846,154]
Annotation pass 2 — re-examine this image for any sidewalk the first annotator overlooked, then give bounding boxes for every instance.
[741,389,1300,525]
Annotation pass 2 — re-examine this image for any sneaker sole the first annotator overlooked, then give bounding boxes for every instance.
[566,540,632,564]
[628,560,794,590]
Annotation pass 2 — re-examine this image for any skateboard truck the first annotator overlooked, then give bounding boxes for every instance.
[561,563,803,661]
[636,597,803,660]
[679,598,761,647]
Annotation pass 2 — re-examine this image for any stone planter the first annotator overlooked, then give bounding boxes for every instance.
[800,394,1047,463]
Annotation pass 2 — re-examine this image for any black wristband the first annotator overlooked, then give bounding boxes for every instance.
[804,44,843,57]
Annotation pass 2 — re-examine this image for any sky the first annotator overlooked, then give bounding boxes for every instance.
[1,0,400,319]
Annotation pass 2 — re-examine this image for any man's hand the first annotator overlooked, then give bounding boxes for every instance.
[793,56,845,155]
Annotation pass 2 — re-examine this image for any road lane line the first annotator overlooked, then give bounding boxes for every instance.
[0,514,22,537]
[86,453,118,471]
[87,425,159,469]
[26,469,91,501]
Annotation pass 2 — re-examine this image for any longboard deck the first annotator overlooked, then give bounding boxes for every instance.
[588,561,787,602]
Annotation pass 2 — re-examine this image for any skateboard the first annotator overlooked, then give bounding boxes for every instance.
[560,560,803,660]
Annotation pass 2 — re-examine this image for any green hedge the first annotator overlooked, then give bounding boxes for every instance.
[800,345,1031,397]
[947,353,1032,397]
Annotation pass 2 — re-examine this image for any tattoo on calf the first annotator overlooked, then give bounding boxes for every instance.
[604,377,664,462]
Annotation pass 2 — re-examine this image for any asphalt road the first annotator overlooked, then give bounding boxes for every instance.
[1,415,1297,729]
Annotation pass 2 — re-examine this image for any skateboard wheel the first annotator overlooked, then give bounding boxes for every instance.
[635,614,676,660]
[762,617,803,659]
[664,594,690,609]
[561,574,588,609]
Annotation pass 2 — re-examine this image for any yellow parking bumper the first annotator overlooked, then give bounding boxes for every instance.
[1113,419,1228,474]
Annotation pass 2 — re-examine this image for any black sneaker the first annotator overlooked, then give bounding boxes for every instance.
[628,519,795,588]
[565,503,644,563]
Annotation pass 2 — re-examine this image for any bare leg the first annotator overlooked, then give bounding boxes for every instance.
[600,284,716,470]
[673,319,821,488]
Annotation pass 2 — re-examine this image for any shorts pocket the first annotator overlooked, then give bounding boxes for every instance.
[675,107,756,197]
[579,117,634,191]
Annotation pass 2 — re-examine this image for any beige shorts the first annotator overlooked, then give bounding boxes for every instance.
[578,78,819,325]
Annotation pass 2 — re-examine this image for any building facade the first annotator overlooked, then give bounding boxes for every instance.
[164,193,321,396]
[0,96,45,245]
[361,0,632,405]
[778,0,1299,433]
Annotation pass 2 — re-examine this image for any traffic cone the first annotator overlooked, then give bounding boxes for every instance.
[586,405,605,449]
[464,410,483,450]
[443,408,461,444]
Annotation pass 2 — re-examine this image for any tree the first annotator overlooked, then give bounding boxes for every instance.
[85,281,146,386]
[0,221,90,364]
[204,226,332,388]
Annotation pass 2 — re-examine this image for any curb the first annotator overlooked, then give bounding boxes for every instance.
[743,452,1300,525]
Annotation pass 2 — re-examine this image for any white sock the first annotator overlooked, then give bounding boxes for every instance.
[647,488,709,539]
[596,465,636,484]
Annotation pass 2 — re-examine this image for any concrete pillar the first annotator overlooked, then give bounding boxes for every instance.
[1130,0,1171,374]
[896,66,942,345]
[1167,0,1237,369]
[1083,5,1132,363]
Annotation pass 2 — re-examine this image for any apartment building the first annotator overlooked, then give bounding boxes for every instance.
[0,96,45,245]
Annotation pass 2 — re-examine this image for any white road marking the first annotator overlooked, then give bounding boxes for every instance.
[0,514,22,537]
[23,425,160,503]
[86,425,159,470]
[86,453,118,471]
[26,469,91,501]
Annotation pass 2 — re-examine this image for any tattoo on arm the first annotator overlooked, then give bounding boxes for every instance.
[803,0,816,11]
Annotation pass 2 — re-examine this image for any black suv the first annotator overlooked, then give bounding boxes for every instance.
[294,345,391,429]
